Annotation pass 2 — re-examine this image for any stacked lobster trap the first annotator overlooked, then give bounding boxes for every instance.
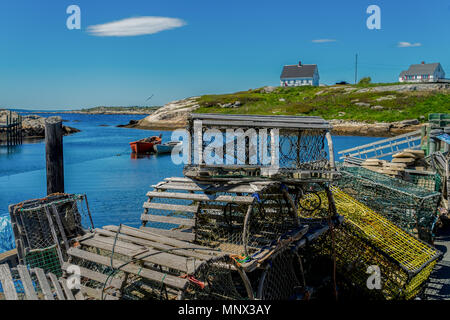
[58,114,344,300]
[13,114,440,301]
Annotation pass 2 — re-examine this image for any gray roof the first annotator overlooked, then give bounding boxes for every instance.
[280,64,317,79]
[400,63,441,76]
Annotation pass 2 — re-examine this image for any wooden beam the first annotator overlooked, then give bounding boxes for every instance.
[67,247,188,289]
[143,202,199,213]
[140,214,195,227]
[45,117,64,195]
[145,191,254,204]
[139,227,195,242]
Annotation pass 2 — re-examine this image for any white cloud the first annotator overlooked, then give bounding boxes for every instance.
[397,42,422,48]
[87,16,186,37]
[312,39,337,43]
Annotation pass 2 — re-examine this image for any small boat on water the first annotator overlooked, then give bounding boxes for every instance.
[130,135,162,154]
[153,141,182,154]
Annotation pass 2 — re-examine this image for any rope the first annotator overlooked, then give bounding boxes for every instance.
[180,274,205,289]
[229,254,251,266]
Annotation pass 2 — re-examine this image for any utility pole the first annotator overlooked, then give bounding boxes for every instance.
[355,54,358,84]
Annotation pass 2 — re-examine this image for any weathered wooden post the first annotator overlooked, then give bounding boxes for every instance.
[45,116,64,195]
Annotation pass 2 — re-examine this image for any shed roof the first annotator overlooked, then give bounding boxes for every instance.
[280,64,317,79]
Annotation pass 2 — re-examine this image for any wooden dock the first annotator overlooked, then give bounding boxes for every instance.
[338,129,422,160]
[0,110,23,147]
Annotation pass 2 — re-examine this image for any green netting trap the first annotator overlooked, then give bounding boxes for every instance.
[24,246,62,277]
[336,166,441,242]
[8,193,94,276]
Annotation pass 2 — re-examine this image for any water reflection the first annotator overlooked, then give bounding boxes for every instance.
[130,153,154,160]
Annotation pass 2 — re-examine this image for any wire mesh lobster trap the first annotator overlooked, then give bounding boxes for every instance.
[183,114,339,183]
[296,186,442,300]
[8,194,94,276]
[336,166,441,242]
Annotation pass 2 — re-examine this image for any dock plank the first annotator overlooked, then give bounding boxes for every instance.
[59,278,75,300]
[17,265,38,300]
[34,267,55,300]
[0,264,19,300]
[48,273,65,300]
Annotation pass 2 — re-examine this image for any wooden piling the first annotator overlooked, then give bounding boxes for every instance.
[45,116,64,195]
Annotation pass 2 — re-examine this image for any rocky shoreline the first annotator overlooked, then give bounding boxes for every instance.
[119,97,425,137]
[0,111,80,141]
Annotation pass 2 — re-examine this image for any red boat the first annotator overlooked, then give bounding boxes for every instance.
[130,135,162,154]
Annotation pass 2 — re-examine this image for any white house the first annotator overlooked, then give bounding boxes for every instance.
[280,62,319,87]
[399,62,446,83]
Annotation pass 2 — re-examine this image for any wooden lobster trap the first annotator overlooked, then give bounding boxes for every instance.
[182,114,339,183]
[8,193,94,275]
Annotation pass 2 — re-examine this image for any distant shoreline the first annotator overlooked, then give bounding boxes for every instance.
[27,106,161,116]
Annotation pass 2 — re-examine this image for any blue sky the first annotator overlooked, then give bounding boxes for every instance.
[0,0,449,109]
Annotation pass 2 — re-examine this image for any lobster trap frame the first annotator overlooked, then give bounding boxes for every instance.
[8,193,94,275]
[296,186,442,300]
[183,114,339,183]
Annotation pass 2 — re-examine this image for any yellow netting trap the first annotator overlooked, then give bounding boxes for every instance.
[297,185,442,300]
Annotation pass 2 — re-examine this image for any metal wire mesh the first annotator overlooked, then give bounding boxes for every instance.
[336,166,441,242]
[257,248,304,300]
[195,186,301,256]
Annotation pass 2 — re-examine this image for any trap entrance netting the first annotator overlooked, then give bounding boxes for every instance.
[336,166,441,242]
[297,186,442,299]
[8,194,94,276]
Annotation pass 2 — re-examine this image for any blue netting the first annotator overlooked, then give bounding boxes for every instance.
[0,216,15,254]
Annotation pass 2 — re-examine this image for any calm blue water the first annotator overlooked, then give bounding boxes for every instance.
[0,112,382,229]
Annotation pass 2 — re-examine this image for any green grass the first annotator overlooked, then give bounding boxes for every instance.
[195,84,450,123]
